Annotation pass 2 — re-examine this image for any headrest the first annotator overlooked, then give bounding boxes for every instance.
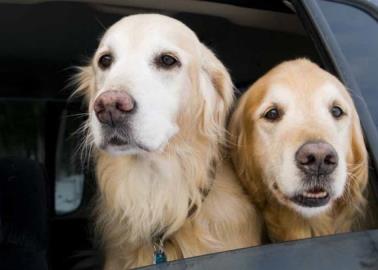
[0,157,47,250]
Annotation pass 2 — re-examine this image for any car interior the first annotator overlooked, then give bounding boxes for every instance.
[0,1,376,270]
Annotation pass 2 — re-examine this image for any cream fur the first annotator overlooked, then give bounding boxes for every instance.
[75,14,261,269]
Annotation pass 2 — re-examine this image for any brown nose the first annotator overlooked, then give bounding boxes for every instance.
[295,141,338,176]
[93,90,135,126]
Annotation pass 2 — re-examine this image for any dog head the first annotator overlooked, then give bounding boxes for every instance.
[230,59,368,217]
[75,14,233,155]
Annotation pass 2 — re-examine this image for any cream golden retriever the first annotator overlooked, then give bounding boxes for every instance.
[229,59,368,242]
[75,14,260,269]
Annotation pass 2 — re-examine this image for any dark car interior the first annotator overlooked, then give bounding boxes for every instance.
[0,1,376,270]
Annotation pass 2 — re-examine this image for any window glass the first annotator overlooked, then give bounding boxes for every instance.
[0,99,85,215]
[55,108,85,215]
[318,1,378,127]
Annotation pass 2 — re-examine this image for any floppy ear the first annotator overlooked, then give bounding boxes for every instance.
[200,45,234,107]
[228,95,255,181]
[227,81,269,207]
[346,106,369,212]
[71,65,96,103]
[198,44,234,136]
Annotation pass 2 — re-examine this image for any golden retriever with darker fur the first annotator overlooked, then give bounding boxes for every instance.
[229,59,368,242]
[75,14,260,269]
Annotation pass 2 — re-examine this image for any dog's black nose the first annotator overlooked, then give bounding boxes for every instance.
[295,141,338,175]
[94,90,135,126]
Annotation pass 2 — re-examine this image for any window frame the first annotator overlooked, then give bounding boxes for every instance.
[291,0,378,194]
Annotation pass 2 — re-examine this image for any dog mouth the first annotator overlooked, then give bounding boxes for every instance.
[291,187,330,207]
[108,136,128,146]
[100,134,150,153]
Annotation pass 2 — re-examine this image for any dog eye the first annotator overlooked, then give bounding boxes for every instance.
[98,54,113,69]
[161,55,177,66]
[331,106,344,119]
[264,108,281,121]
[155,53,180,69]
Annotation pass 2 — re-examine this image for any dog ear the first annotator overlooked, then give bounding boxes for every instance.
[227,80,269,207]
[200,44,234,109]
[71,65,95,103]
[198,44,234,140]
[228,95,253,178]
[346,106,369,212]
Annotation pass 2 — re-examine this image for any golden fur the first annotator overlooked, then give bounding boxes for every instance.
[229,59,368,242]
[75,15,260,269]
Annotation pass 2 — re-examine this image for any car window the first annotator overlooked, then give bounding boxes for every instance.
[0,99,85,215]
[317,0,378,128]
[55,108,85,215]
